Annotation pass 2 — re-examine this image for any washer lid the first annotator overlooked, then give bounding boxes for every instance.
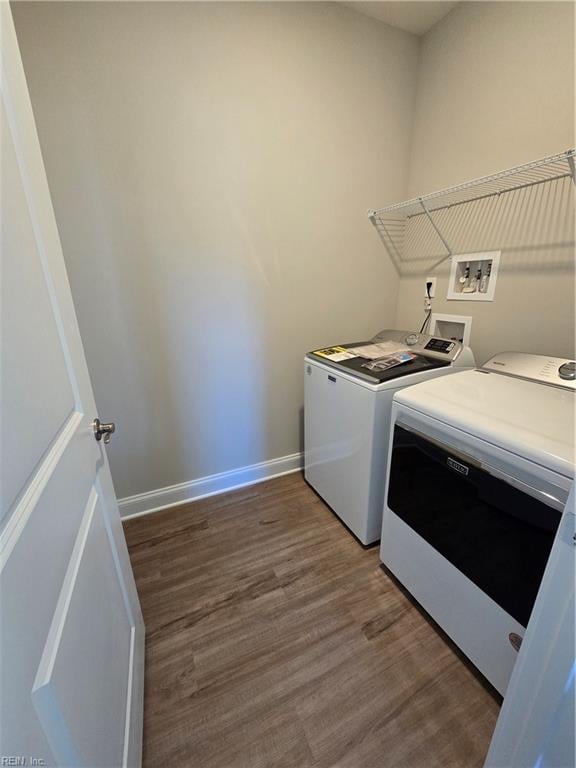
[306,340,450,385]
[307,351,449,385]
[394,369,575,478]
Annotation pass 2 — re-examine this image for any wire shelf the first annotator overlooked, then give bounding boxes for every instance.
[369,149,576,275]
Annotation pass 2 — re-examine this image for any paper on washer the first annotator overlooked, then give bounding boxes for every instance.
[314,346,358,362]
[349,340,410,360]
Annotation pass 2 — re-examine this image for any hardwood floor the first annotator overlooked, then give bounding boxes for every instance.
[124,472,500,768]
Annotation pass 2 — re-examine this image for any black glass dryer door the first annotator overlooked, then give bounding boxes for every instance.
[387,424,562,627]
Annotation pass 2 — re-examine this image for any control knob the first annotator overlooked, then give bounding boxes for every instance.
[558,362,576,380]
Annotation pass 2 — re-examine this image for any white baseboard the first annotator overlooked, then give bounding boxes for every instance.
[118,452,303,520]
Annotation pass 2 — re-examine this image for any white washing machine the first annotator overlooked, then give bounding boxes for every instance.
[304,329,475,544]
[380,352,575,695]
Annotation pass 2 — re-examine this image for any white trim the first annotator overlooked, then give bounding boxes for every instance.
[122,627,135,768]
[32,489,98,766]
[118,452,304,520]
[0,410,82,568]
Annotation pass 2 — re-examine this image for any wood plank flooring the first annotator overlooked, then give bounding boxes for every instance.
[124,472,500,768]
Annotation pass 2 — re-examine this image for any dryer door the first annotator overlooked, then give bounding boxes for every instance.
[386,422,563,627]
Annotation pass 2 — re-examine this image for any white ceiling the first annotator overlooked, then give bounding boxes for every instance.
[340,2,459,36]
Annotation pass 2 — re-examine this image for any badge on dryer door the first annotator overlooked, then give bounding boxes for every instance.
[447,456,469,477]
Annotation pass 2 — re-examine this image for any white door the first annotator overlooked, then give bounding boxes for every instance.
[485,485,575,767]
[0,4,144,766]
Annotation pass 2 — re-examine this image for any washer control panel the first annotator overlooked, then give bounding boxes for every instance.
[482,352,576,389]
[424,338,456,354]
[369,329,465,362]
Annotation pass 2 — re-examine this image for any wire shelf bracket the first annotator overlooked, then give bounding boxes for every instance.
[368,149,576,274]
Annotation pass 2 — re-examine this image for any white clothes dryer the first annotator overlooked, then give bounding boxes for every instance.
[380,352,575,694]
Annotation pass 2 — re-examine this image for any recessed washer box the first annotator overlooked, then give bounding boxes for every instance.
[430,313,473,347]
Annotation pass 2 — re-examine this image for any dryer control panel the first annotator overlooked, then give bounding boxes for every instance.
[481,352,576,390]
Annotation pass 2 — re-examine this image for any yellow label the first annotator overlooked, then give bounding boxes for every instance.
[314,346,347,358]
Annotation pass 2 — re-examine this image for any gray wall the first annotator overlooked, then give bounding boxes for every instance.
[13,2,419,499]
[13,1,576,502]
[395,1,575,364]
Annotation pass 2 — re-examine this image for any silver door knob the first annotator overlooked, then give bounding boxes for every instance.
[93,418,116,444]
